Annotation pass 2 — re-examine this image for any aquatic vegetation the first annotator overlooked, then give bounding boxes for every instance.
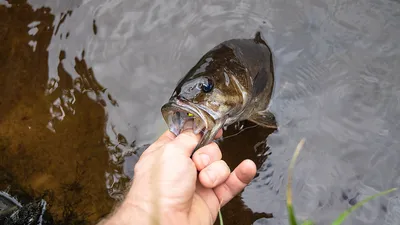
[286,139,397,225]
[218,138,397,225]
[218,209,224,225]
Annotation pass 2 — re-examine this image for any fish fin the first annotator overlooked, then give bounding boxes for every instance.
[253,67,269,96]
[249,111,278,129]
[254,31,267,46]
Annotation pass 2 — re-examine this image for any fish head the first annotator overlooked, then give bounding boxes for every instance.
[161,57,247,147]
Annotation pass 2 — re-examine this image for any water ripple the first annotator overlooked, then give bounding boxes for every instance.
[23,0,400,223]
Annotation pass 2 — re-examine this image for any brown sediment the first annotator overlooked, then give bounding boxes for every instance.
[0,1,117,224]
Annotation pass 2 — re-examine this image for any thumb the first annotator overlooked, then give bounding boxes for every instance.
[171,121,202,157]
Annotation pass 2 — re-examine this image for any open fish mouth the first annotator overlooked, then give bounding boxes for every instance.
[161,99,215,136]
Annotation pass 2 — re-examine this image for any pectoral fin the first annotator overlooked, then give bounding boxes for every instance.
[249,111,278,129]
[254,31,268,46]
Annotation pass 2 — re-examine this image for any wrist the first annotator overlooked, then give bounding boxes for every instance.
[102,187,189,225]
[103,201,188,225]
[101,201,150,225]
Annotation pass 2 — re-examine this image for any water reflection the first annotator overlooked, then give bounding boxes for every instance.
[0,1,117,224]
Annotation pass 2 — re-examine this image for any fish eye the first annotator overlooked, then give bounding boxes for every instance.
[201,78,214,93]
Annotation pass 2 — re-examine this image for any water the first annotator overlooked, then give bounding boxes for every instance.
[1,0,399,224]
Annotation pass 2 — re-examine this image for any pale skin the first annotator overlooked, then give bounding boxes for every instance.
[100,126,257,225]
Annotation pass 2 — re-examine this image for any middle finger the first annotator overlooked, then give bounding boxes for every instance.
[192,142,222,171]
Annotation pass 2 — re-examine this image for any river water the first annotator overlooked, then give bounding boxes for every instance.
[1,0,400,224]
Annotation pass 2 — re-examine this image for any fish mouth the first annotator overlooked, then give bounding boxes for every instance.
[161,99,216,136]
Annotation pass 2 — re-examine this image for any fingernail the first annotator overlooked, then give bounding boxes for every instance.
[200,154,210,166]
[206,169,216,184]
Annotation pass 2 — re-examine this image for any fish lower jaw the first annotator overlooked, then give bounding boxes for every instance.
[167,113,209,136]
[193,122,206,135]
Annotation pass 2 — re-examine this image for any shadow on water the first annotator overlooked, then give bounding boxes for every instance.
[216,121,276,224]
[0,1,120,224]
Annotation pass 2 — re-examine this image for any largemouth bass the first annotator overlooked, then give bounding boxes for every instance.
[161,31,277,152]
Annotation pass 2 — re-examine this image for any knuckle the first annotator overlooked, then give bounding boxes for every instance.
[180,131,196,139]
[210,143,222,156]
[207,141,218,148]
[208,142,221,153]
[211,161,230,181]
[164,142,176,151]
[197,142,221,158]
[178,133,198,145]
[220,160,230,171]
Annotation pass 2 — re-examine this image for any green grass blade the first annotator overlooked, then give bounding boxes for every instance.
[301,220,315,225]
[286,139,306,225]
[218,209,224,225]
[331,188,397,225]
[287,204,298,225]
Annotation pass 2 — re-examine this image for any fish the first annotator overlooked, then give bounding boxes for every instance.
[161,31,277,153]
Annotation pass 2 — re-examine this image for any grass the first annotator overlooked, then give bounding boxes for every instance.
[217,138,397,225]
[218,209,224,225]
[286,139,397,225]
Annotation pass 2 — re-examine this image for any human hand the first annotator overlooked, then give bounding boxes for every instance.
[102,126,257,225]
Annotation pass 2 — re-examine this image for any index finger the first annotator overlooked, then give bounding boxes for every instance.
[171,128,202,156]
[150,130,177,149]
[156,128,223,147]
[172,127,224,157]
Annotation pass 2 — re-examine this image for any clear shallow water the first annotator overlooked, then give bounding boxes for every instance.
[1,0,400,224]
